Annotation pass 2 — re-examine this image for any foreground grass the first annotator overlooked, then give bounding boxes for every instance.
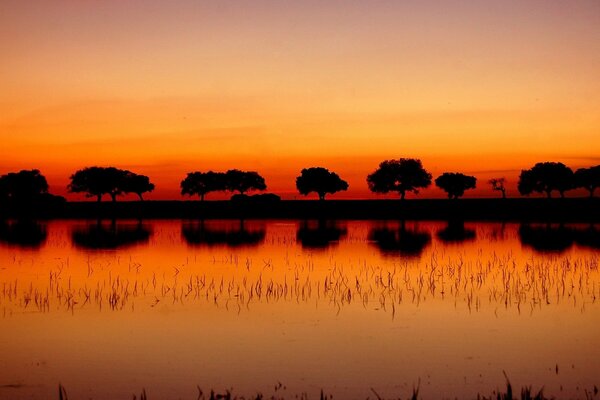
[56,377,600,400]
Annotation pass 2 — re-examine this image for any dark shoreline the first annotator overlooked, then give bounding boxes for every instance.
[2,198,599,222]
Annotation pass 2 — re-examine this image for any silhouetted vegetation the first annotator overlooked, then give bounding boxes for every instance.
[574,165,600,198]
[518,162,574,198]
[181,171,226,201]
[225,169,267,195]
[182,220,266,247]
[0,220,47,248]
[296,167,349,200]
[518,224,574,253]
[367,158,432,200]
[296,220,347,249]
[71,220,152,250]
[68,167,154,202]
[435,172,477,199]
[489,177,507,199]
[519,223,600,253]
[369,222,431,258]
[436,220,476,243]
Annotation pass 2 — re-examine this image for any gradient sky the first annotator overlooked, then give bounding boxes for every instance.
[1,0,599,199]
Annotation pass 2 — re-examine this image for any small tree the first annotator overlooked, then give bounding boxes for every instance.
[225,170,267,195]
[518,162,574,198]
[68,166,127,202]
[296,167,349,200]
[435,172,477,199]
[574,165,600,198]
[366,158,432,200]
[489,178,507,199]
[180,171,226,201]
[121,172,155,201]
[0,169,49,207]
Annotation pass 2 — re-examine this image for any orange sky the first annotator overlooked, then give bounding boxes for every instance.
[1,0,599,200]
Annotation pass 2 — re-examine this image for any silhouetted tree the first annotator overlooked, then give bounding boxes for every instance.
[225,169,267,195]
[180,171,226,201]
[574,165,600,198]
[369,222,431,258]
[72,220,152,250]
[436,221,476,243]
[489,178,507,199]
[296,220,347,249]
[296,167,349,200]
[121,172,155,201]
[435,173,476,199]
[68,167,127,202]
[0,169,48,204]
[366,158,432,200]
[518,162,574,198]
[0,220,47,249]
[182,220,266,248]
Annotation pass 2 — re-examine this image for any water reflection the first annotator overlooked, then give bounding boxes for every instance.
[0,220,47,248]
[519,223,600,253]
[436,220,476,243]
[369,222,431,258]
[296,220,347,249]
[72,220,152,250]
[182,220,266,248]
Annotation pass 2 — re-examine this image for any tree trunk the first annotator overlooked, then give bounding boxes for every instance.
[589,188,595,198]
[546,190,552,198]
[138,193,144,201]
[111,193,117,202]
[559,191,565,198]
[501,189,506,199]
[96,194,102,202]
[200,193,205,202]
[400,191,405,200]
[319,193,325,201]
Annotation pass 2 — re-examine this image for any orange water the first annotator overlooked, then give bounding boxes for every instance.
[0,220,598,399]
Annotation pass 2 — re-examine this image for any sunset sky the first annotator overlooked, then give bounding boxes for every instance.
[1,0,599,200]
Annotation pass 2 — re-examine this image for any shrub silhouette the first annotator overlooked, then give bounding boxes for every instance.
[435,172,477,199]
[489,177,507,199]
[296,167,349,200]
[0,169,49,204]
[367,158,432,200]
[225,169,267,195]
[518,162,574,198]
[181,171,226,201]
[574,165,600,198]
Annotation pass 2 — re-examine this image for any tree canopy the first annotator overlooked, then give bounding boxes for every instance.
[0,169,49,204]
[488,178,507,199]
[366,158,432,200]
[518,162,574,198]
[180,171,226,201]
[225,170,267,195]
[435,172,477,199]
[68,167,154,202]
[296,167,349,200]
[574,165,600,198]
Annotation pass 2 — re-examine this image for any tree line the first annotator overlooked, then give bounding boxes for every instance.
[0,160,599,203]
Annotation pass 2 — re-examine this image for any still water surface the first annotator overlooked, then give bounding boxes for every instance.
[0,220,599,399]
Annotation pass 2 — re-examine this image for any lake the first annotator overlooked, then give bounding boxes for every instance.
[0,220,598,399]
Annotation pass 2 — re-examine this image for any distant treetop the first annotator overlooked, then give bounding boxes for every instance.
[296,167,349,200]
[518,162,573,198]
[68,167,154,202]
[435,172,477,199]
[367,158,432,200]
